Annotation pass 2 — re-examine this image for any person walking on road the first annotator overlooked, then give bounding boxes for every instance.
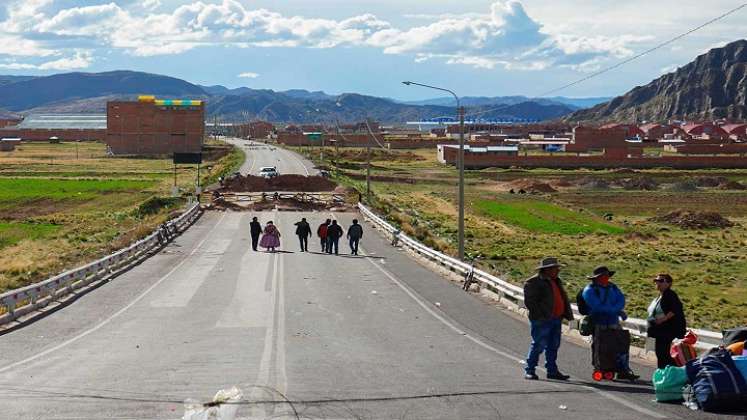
[326,220,343,255]
[294,217,312,252]
[259,221,281,253]
[581,266,639,380]
[317,219,330,252]
[250,216,262,252]
[347,219,363,255]
[647,273,686,369]
[523,257,574,381]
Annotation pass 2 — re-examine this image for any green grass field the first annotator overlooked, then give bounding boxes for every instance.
[0,140,242,293]
[474,198,625,235]
[293,145,747,330]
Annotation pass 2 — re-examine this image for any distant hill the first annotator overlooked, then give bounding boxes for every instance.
[568,39,747,123]
[404,95,611,110]
[0,71,205,111]
[0,70,576,123]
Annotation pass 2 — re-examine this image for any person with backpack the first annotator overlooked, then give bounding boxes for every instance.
[523,257,574,381]
[580,266,639,380]
[326,220,344,255]
[347,219,363,255]
[317,219,330,252]
[294,217,312,252]
[646,273,686,368]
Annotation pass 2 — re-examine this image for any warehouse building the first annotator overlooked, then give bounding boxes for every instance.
[0,114,106,141]
[106,96,204,156]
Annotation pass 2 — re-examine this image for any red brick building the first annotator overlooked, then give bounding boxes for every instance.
[681,122,728,140]
[106,96,204,156]
[720,123,747,141]
[600,123,644,139]
[639,123,674,141]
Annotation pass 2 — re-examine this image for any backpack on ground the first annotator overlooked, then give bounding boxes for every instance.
[685,349,747,412]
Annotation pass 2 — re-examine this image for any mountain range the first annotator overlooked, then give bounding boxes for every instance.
[403,95,611,109]
[0,71,578,123]
[568,39,747,123]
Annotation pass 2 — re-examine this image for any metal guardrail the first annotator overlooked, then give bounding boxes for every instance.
[358,203,724,350]
[0,203,202,327]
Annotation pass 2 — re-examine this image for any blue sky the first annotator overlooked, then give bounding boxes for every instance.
[0,0,744,100]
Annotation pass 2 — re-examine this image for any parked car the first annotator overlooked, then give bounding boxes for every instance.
[258,166,279,178]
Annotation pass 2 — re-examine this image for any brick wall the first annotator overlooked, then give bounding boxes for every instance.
[106,101,204,155]
[0,128,105,141]
[440,147,747,169]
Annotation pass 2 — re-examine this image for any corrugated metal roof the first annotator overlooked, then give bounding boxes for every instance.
[16,114,107,130]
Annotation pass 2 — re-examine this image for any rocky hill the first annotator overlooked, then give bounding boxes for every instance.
[568,39,747,123]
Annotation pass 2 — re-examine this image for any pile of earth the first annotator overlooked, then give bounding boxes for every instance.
[651,211,735,229]
[222,174,337,192]
[577,177,611,190]
[615,176,658,190]
[692,176,745,190]
[509,178,557,193]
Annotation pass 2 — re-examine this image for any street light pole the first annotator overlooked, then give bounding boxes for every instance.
[402,81,465,261]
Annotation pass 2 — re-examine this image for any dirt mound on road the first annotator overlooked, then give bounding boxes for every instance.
[652,211,735,229]
[223,174,337,192]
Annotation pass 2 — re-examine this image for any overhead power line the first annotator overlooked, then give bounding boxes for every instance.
[465,3,747,118]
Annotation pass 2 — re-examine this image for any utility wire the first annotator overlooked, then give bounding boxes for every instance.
[465,3,747,118]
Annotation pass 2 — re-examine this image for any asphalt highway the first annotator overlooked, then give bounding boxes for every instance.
[0,143,736,419]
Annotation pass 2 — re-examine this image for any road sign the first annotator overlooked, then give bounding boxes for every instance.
[173,153,203,164]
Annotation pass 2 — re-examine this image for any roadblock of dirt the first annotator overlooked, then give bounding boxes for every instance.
[222,174,337,192]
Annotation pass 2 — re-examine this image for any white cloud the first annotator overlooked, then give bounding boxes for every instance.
[238,71,259,78]
[0,0,647,71]
[0,51,93,70]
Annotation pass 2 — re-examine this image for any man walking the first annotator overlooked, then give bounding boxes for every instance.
[317,219,330,252]
[347,219,363,255]
[523,257,574,380]
[326,220,343,255]
[294,217,312,252]
[249,216,262,252]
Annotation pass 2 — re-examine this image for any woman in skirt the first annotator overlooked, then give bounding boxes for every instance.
[260,221,281,252]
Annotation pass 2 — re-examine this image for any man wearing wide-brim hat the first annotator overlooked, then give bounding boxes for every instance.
[582,266,638,380]
[523,257,574,380]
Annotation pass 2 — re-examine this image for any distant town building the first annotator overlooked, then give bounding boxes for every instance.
[105,96,204,156]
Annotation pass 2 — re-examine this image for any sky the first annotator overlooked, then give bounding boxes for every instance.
[0,0,744,100]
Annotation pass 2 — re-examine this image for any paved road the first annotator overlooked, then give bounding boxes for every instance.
[224,137,318,176]
[0,147,738,419]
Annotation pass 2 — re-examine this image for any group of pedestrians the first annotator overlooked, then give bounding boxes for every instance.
[248,216,364,255]
[523,257,686,381]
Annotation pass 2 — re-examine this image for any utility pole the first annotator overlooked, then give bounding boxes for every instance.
[364,119,376,203]
[402,81,465,260]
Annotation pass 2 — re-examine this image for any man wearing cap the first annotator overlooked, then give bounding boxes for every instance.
[582,266,638,380]
[523,257,574,380]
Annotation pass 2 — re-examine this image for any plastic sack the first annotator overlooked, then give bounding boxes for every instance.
[652,365,688,402]
[671,330,698,367]
[183,387,243,420]
[682,330,698,345]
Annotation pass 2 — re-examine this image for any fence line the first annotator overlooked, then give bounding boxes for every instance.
[0,203,202,327]
[358,203,723,350]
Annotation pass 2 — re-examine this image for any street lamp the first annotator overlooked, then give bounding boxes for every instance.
[402,81,466,261]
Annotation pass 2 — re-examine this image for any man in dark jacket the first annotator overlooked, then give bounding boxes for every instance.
[249,216,262,251]
[326,220,343,255]
[347,219,363,255]
[523,257,574,380]
[294,217,312,252]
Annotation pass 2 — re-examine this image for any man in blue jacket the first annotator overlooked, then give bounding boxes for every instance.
[582,266,638,380]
